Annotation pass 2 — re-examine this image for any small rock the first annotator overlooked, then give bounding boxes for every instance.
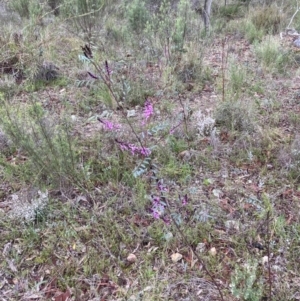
[262,256,268,265]
[209,247,217,256]
[70,115,77,122]
[294,37,300,48]
[212,189,222,198]
[127,253,137,263]
[127,110,136,117]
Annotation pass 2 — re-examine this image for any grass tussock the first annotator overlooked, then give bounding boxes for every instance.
[250,5,284,35]
[254,36,293,74]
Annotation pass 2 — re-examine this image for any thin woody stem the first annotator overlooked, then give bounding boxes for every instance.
[90,59,146,151]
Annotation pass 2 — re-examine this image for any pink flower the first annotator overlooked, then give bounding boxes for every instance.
[152,210,160,219]
[157,180,168,192]
[115,139,151,156]
[140,147,151,156]
[151,196,165,219]
[142,99,153,124]
[98,118,120,131]
[181,194,188,206]
[162,216,170,225]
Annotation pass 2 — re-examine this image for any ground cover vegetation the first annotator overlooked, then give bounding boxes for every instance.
[0,0,300,300]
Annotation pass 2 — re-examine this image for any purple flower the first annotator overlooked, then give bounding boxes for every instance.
[151,195,165,219]
[115,139,151,156]
[150,194,171,224]
[152,195,160,204]
[157,180,168,192]
[162,216,170,225]
[152,210,160,219]
[182,194,188,206]
[140,147,151,156]
[98,118,120,130]
[142,99,154,124]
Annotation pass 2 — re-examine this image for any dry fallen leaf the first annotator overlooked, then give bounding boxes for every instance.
[24,293,42,299]
[171,252,183,262]
[6,258,17,272]
[2,242,12,256]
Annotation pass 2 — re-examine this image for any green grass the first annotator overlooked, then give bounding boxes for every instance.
[254,37,293,74]
[1,0,300,300]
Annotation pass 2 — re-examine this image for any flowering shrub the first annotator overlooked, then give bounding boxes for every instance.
[98,96,190,222]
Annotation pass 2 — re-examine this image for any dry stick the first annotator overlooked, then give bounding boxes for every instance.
[203,0,213,34]
[165,200,225,301]
[287,0,300,29]
[63,4,105,22]
[181,1,188,49]
[221,38,225,102]
[266,210,272,301]
[167,37,171,64]
[178,96,191,149]
[221,37,229,102]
